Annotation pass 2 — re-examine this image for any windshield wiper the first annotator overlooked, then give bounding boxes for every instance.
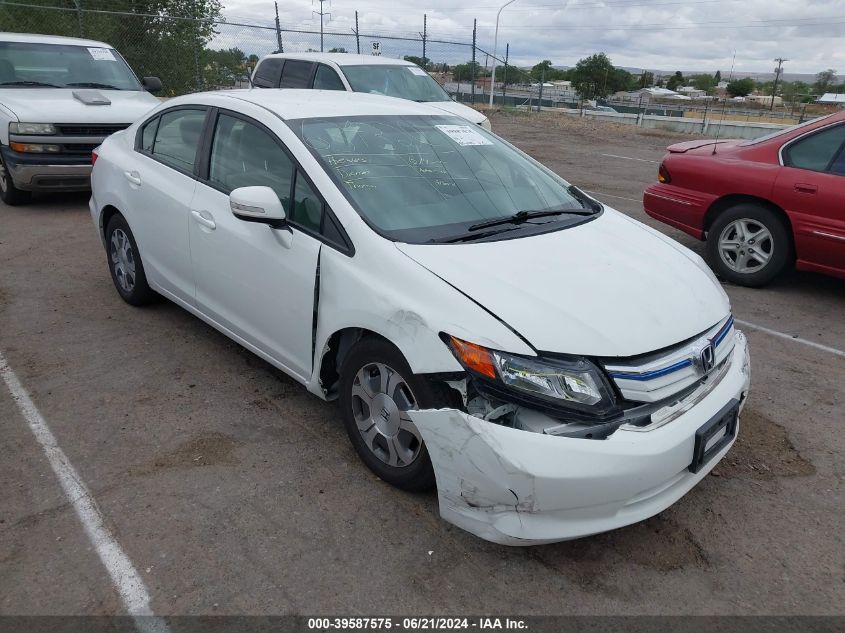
[0,80,61,88]
[65,82,122,90]
[468,206,596,232]
[437,226,521,243]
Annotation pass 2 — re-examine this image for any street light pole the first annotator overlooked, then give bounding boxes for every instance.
[489,0,518,109]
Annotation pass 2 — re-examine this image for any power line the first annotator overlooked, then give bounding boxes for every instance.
[312,0,331,52]
[476,15,845,30]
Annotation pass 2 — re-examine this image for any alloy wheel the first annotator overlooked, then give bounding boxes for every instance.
[718,218,773,274]
[350,362,423,468]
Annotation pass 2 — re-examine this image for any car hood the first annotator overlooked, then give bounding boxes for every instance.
[396,210,730,358]
[0,89,160,124]
[423,100,488,125]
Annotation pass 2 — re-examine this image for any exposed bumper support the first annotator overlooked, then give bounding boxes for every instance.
[1,146,92,192]
[409,332,750,545]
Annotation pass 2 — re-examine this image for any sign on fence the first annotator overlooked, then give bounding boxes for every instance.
[371,41,381,56]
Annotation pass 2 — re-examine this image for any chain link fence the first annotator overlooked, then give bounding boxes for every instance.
[0,0,527,101]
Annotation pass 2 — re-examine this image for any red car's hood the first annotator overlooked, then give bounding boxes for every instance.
[667,139,741,154]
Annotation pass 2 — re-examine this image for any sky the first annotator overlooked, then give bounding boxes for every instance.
[217,0,845,77]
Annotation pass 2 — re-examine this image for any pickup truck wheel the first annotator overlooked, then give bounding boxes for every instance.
[0,156,32,205]
[706,204,790,287]
[339,338,451,492]
[105,214,157,306]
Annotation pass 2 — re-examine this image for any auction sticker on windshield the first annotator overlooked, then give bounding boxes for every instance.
[435,124,493,146]
[407,66,428,76]
[87,47,116,61]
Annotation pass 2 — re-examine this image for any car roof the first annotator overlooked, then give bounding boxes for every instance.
[260,52,416,67]
[174,89,452,120]
[0,31,113,49]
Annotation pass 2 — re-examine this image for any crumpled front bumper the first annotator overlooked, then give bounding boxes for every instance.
[409,332,751,546]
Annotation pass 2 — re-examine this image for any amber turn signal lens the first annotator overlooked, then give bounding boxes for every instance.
[448,336,497,379]
[658,163,671,184]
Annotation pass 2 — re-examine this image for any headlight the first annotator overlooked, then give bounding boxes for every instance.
[10,122,57,135]
[10,142,61,153]
[445,335,617,416]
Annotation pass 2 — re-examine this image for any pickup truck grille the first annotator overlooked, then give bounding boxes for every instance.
[56,124,129,136]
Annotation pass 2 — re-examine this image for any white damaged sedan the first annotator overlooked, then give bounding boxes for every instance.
[89,89,750,545]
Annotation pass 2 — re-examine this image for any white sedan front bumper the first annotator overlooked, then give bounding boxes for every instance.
[409,332,750,545]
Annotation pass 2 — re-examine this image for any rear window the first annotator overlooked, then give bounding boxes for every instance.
[253,58,282,88]
[739,114,835,146]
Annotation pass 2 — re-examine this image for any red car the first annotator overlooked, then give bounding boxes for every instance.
[644,111,845,286]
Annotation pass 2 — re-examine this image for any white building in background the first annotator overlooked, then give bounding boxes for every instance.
[746,94,783,106]
[818,93,845,106]
[678,86,706,98]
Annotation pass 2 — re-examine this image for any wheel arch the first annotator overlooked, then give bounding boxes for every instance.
[100,204,124,240]
[316,327,400,400]
[704,194,793,236]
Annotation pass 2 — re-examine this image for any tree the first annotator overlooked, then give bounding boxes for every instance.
[452,60,486,82]
[689,73,716,92]
[727,77,755,97]
[403,55,430,69]
[530,60,553,81]
[329,47,348,53]
[813,68,837,94]
[715,70,722,83]
[638,71,654,89]
[666,70,685,91]
[570,52,616,99]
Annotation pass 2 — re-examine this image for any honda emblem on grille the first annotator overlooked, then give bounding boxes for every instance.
[692,339,716,374]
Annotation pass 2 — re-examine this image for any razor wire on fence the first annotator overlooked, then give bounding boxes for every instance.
[0,0,538,102]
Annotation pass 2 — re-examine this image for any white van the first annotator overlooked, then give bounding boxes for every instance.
[251,52,491,130]
[0,32,162,204]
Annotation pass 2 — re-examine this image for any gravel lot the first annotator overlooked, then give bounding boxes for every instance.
[1,110,843,617]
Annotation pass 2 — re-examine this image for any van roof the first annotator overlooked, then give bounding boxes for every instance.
[0,31,113,49]
[260,52,418,67]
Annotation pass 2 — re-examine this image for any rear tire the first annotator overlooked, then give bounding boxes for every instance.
[105,214,157,305]
[706,203,791,287]
[338,337,453,492]
[0,155,32,206]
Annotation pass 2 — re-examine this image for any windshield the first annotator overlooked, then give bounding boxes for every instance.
[0,41,142,90]
[289,115,592,243]
[340,65,451,102]
[739,114,834,146]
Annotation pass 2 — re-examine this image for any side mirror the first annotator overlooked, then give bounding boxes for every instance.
[142,76,162,93]
[230,186,287,228]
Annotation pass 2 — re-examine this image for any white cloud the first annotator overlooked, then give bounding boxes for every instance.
[217,0,845,76]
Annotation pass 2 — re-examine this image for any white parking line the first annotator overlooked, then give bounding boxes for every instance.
[735,319,845,359]
[0,350,169,633]
[600,153,660,164]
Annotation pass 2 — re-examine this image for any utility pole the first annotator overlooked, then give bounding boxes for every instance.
[312,0,331,52]
[72,0,84,37]
[501,43,509,103]
[470,19,476,105]
[421,14,427,69]
[274,1,284,53]
[771,57,787,111]
[353,11,360,54]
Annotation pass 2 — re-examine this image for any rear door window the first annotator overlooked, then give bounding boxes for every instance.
[150,109,207,173]
[784,123,845,173]
[253,58,283,88]
[280,60,314,88]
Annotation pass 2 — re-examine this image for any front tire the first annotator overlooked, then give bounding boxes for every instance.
[105,214,157,305]
[706,203,791,287]
[339,337,451,492]
[0,155,31,205]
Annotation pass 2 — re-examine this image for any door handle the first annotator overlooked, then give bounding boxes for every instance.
[794,183,818,194]
[191,209,216,230]
[124,170,141,186]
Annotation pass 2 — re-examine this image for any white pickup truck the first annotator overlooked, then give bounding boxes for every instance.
[0,32,162,204]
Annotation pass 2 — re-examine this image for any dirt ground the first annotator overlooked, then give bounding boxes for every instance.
[0,110,843,618]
